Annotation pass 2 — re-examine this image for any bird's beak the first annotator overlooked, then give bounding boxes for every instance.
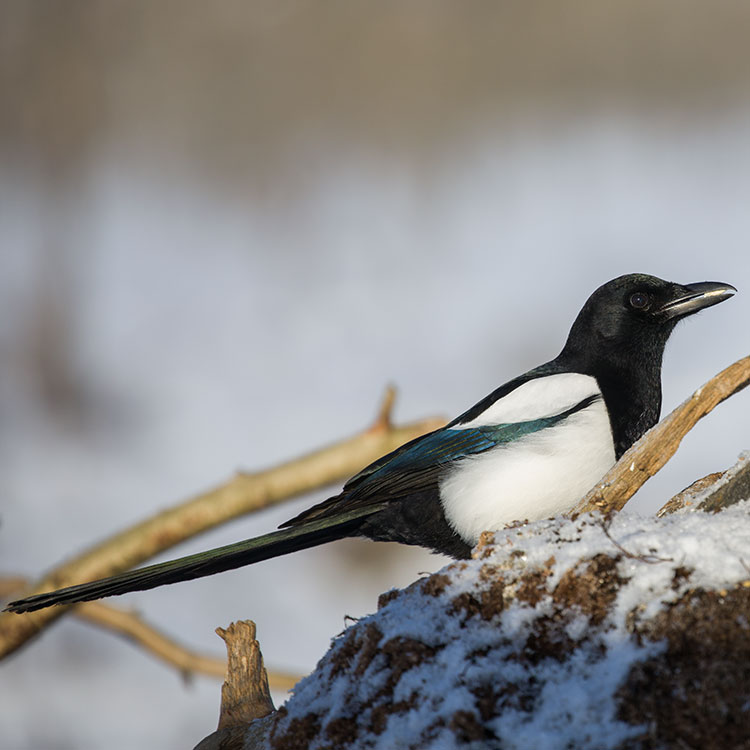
[657,281,737,320]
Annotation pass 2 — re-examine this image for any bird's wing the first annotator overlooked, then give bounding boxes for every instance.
[342,369,548,491]
[280,426,502,527]
[345,367,601,499]
[349,400,600,501]
[282,391,599,527]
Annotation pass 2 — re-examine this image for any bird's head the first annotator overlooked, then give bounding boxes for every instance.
[560,273,736,371]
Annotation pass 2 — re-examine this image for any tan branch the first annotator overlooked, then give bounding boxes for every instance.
[0,576,299,691]
[0,388,445,658]
[657,453,750,517]
[372,383,396,431]
[572,355,750,516]
[216,621,275,727]
[656,472,725,517]
[696,454,750,513]
[0,578,28,597]
[195,621,277,750]
[80,602,298,692]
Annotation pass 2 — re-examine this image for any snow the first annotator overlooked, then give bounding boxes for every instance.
[268,501,750,749]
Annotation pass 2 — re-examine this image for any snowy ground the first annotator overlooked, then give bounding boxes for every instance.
[265,496,750,749]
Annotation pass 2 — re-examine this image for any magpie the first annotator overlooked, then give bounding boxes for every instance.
[6,274,736,613]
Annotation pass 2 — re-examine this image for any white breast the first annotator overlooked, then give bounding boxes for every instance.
[440,374,616,546]
[452,372,605,428]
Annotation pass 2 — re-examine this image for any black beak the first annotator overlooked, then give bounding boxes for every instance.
[658,281,737,320]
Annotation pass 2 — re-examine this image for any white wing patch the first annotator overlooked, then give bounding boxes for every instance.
[441,377,615,545]
[453,372,602,429]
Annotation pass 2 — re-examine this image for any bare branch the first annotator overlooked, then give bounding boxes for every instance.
[0,388,445,659]
[216,621,274,728]
[656,472,725,517]
[658,453,750,517]
[0,578,28,597]
[371,383,397,432]
[81,602,298,692]
[195,621,278,750]
[572,355,750,516]
[0,576,299,691]
[696,454,750,513]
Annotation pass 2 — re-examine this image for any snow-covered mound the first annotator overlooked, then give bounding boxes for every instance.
[261,503,750,749]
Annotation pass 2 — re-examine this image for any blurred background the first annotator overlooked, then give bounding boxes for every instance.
[1,2,749,748]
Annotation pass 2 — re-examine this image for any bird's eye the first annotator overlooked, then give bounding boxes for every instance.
[629,292,650,310]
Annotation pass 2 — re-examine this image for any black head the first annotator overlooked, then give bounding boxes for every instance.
[560,273,736,368]
[558,273,736,456]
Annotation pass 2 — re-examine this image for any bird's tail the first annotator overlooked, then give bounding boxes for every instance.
[5,504,384,614]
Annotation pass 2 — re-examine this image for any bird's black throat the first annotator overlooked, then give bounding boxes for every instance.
[590,354,664,458]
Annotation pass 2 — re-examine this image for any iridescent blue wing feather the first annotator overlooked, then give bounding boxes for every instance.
[282,397,595,527]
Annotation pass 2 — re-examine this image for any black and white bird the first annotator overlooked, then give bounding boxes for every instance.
[6,273,735,613]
